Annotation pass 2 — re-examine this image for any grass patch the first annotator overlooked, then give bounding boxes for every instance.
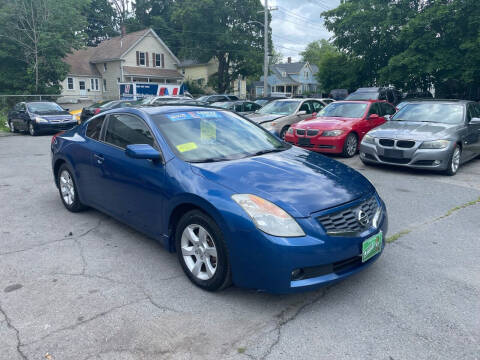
[386,229,412,243]
[237,347,246,354]
[0,111,8,132]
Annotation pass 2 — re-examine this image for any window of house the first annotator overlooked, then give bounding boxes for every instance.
[117,78,120,83]
[90,79,95,90]
[139,52,146,66]
[95,78,99,91]
[103,63,107,72]
[155,53,161,67]
[103,79,107,91]
[305,71,309,78]
[79,81,86,90]
[67,77,74,90]
[282,71,287,77]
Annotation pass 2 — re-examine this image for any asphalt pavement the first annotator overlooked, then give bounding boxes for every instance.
[0,134,479,360]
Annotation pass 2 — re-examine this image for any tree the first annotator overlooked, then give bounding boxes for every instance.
[269,48,283,65]
[0,0,88,94]
[170,0,268,93]
[300,39,336,66]
[316,51,362,93]
[83,0,118,46]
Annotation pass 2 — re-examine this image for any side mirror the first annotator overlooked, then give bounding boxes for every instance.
[297,110,307,116]
[312,112,318,117]
[63,108,69,112]
[125,144,162,161]
[470,117,480,125]
[368,113,380,120]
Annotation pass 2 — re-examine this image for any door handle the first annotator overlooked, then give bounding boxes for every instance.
[94,154,104,164]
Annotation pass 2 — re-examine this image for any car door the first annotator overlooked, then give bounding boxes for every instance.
[17,103,30,131]
[464,103,480,157]
[358,103,383,138]
[92,113,167,234]
[8,103,19,129]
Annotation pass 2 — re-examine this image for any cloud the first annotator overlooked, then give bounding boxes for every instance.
[261,0,340,61]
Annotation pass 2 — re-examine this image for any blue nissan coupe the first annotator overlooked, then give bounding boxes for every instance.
[51,105,388,293]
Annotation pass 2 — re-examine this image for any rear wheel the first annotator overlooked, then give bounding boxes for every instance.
[444,145,461,176]
[175,210,231,291]
[342,133,358,158]
[57,164,87,212]
[8,121,18,133]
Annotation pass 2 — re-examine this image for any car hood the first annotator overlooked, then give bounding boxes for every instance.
[368,121,460,140]
[295,117,356,130]
[191,147,374,218]
[246,113,285,124]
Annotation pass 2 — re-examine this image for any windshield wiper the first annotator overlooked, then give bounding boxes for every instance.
[250,148,287,157]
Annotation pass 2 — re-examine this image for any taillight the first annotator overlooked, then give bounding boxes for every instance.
[51,131,65,145]
[93,108,101,115]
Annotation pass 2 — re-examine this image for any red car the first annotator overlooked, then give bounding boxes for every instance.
[284,100,396,157]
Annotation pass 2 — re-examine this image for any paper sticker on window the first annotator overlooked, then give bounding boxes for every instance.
[166,112,193,121]
[201,119,216,142]
[176,142,198,152]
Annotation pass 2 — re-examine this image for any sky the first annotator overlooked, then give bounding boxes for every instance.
[260,0,341,62]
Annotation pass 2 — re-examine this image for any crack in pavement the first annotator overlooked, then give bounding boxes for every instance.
[81,347,172,360]
[0,303,28,360]
[386,196,480,243]
[0,218,105,257]
[255,288,329,360]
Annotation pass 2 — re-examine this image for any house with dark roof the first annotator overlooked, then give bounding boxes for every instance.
[253,59,320,97]
[61,28,183,101]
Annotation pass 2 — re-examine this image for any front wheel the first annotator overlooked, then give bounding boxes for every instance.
[279,126,290,140]
[8,121,18,133]
[28,122,36,136]
[175,210,231,291]
[444,145,461,176]
[342,133,358,158]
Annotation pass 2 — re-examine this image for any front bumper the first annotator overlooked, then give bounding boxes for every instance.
[33,121,78,133]
[225,193,388,294]
[360,139,453,170]
[284,133,345,154]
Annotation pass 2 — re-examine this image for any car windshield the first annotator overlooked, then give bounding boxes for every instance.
[257,100,299,115]
[392,103,464,124]
[27,102,63,113]
[196,96,208,102]
[254,99,269,106]
[317,102,368,118]
[152,110,288,163]
[99,101,117,108]
[211,102,231,109]
[346,92,379,100]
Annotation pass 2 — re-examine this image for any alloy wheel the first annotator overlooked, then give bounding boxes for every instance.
[60,170,75,206]
[346,134,357,156]
[451,146,461,173]
[28,123,35,136]
[181,224,217,281]
[9,122,15,133]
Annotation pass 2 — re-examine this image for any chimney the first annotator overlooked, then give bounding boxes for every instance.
[287,57,291,63]
[121,25,126,38]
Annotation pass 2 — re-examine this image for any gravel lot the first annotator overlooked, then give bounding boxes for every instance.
[1,134,479,360]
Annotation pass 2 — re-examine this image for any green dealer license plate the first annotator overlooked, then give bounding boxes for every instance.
[362,231,383,262]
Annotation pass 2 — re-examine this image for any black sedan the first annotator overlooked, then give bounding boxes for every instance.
[210,100,262,114]
[196,94,239,104]
[7,101,76,136]
[80,100,140,123]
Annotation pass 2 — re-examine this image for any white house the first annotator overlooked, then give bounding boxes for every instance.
[61,28,183,101]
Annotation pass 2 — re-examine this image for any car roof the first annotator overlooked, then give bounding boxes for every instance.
[139,105,220,116]
[400,99,471,104]
[333,100,387,104]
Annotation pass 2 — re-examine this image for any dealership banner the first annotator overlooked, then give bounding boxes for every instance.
[119,83,185,100]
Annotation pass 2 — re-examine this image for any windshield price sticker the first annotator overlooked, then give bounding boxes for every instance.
[167,111,221,122]
[201,119,217,142]
[176,142,198,153]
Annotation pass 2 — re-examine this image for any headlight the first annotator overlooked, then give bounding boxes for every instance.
[322,130,344,137]
[262,121,275,130]
[419,140,451,149]
[287,127,294,135]
[71,115,77,121]
[362,134,376,144]
[35,117,48,123]
[232,194,305,237]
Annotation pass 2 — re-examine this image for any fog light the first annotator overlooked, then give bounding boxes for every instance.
[361,152,366,157]
[291,268,304,281]
[434,160,441,165]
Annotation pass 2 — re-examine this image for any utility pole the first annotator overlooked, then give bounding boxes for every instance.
[263,0,269,97]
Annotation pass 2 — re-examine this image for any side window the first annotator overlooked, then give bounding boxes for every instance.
[13,103,21,111]
[86,116,106,140]
[311,101,324,113]
[467,104,475,121]
[234,104,243,112]
[19,103,26,112]
[382,103,396,115]
[386,90,395,104]
[299,101,312,114]
[104,114,155,149]
[368,103,380,116]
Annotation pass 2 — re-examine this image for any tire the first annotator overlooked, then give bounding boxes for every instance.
[8,121,18,133]
[279,126,289,140]
[342,133,358,158]
[57,164,87,212]
[444,145,461,176]
[28,122,37,136]
[175,210,231,291]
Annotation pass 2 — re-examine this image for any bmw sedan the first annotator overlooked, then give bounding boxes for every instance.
[360,100,480,175]
[8,101,77,136]
[51,106,388,293]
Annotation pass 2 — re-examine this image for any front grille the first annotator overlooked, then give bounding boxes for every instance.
[397,140,415,148]
[379,139,394,147]
[296,129,306,135]
[333,256,362,274]
[317,196,379,235]
[378,156,411,164]
[307,129,319,136]
[291,255,363,281]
